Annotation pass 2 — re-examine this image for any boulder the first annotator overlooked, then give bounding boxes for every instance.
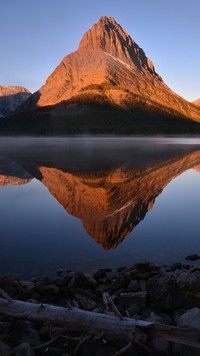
[177,307,200,330]
[15,343,35,356]
[0,341,12,356]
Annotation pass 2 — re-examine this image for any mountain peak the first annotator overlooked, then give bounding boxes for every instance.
[79,16,155,73]
[99,16,117,24]
[19,16,200,124]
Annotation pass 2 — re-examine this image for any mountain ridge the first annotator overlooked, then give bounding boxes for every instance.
[0,85,31,117]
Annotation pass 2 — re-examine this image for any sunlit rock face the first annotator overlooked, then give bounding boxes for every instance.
[0,158,32,186]
[35,150,200,249]
[25,16,200,121]
[193,98,200,106]
[0,86,31,117]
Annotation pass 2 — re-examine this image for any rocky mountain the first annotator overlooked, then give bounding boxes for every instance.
[2,16,200,134]
[34,17,199,119]
[193,98,200,106]
[0,86,31,117]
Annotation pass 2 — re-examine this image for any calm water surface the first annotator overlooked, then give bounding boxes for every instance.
[1,137,200,277]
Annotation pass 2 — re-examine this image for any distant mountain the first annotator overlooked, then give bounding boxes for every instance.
[193,98,200,106]
[2,17,200,134]
[0,85,31,117]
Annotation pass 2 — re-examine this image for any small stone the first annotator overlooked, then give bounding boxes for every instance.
[177,307,200,330]
[127,280,139,292]
[117,266,127,272]
[171,262,185,270]
[93,269,107,279]
[20,281,35,292]
[160,313,173,325]
[58,286,70,298]
[0,341,12,356]
[71,288,98,310]
[9,320,40,346]
[40,283,59,295]
[35,277,50,289]
[147,312,164,323]
[43,347,63,355]
[134,262,161,272]
[152,337,170,354]
[139,279,146,291]
[185,254,200,261]
[57,268,64,276]
[176,271,200,289]
[15,343,35,356]
[119,291,146,313]
[68,272,96,290]
[81,341,105,356]
[95,347,117,355]
[178,345,200,356]
[109,277,126,291]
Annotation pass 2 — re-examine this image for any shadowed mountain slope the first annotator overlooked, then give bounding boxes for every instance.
[0,86,31,118]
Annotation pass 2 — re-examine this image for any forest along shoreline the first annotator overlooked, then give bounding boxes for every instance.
[1,260,200,355]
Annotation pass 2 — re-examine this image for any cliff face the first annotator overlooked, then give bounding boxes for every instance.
[0,86,31,117]
[35,149,200,249]
[27,16,199,122]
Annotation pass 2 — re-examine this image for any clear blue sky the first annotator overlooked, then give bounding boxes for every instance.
[0,0,199,101]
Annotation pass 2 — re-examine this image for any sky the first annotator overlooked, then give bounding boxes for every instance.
[0,0,199,102]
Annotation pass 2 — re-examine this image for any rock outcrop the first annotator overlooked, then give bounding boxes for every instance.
[0,86,31,117]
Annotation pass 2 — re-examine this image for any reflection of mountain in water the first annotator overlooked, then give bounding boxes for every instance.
[37,150,200,249]
[0,157,32,186]
[1,139,200,249]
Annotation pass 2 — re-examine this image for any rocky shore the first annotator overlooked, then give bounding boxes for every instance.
[1,261,200,355]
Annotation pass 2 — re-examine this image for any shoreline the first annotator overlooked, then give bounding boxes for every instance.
[1,261,200,355]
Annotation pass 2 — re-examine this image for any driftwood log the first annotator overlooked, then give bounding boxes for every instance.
[0,296,200,348]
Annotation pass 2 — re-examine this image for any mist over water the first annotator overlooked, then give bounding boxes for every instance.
[1,136,200,277]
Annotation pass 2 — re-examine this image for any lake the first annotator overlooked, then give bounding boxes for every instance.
[1,136,200,278]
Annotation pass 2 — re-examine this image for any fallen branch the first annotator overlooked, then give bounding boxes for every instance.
[33,335,60,350]
[103,292,123,320]
[0,297,200,348]
[74,335,91,355]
